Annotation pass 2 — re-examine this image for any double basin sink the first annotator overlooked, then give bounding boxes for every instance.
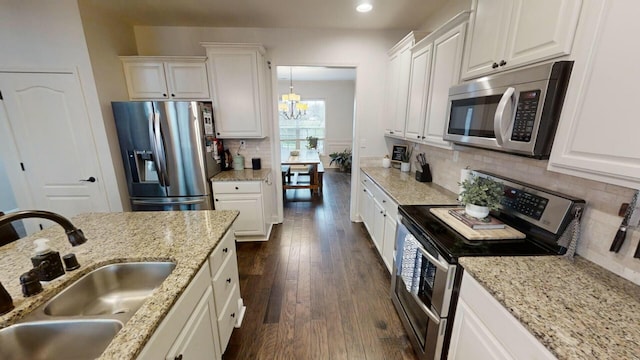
[0,261,176,360]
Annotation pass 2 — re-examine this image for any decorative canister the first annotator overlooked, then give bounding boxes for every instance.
[382,156,391,168]
[232,155,245,170]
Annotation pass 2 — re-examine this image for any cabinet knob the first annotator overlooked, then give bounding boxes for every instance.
[499,60,507,67]
[226,278,232,283]
[363,189,366,193]
[223,247,228,253]
[382,200,386,203]
[380,210,384,214]
[163,93,168,97]
[215,198,219,202]
[235,186,239,190]
[417,135,420,139]
[171,93,175,97]
[175,355,183,360]
[230,312,236,318]
[384,214,387,217]
[389,131,394,134]
[421,136,426,139]
[492,62,499,69]
[217,132,221,136]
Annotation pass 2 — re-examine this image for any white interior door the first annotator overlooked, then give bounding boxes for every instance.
[0,72,109,229]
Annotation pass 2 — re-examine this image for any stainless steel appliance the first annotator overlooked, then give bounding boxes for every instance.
[391,171,585,360]
[444,61,573,158]
[112,101,221,211]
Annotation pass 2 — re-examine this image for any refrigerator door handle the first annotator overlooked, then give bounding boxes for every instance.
[148,111,165,187]
[153,112,170,187]
[131,198,206,205]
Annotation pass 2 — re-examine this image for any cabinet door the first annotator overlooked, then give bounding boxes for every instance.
[405,42,433,141]
[372,198,385,253]
[166,286,221,360]
[363,184,375,234]
[548,0,640,188]
[384,54,402,136]
[122,61,169,99]
[381,213,397,273]
[422,23,466,149]
[393,47,413,137]
[164,61,210,99]
[504,0,582,70]
[214,193,265,236]
[462,0,513,79]
[207,49,265,138]
[448,299,512,360]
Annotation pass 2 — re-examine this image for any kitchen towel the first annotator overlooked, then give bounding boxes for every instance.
[400,234,422,293]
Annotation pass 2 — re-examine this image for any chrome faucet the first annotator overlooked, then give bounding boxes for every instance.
[0,210,87,246]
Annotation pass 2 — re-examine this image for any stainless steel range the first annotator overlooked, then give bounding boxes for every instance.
[391,171,585,360]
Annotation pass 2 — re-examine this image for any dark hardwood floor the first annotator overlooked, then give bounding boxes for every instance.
[223,169,417,360]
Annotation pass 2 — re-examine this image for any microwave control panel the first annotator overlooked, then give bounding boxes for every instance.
[511,90,540,142]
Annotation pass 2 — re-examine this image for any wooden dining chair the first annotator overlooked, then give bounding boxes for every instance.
[0,211,21,246]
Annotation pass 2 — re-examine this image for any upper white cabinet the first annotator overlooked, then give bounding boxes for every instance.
[120,57,210,100]
[202,43,270,139]
[461,0,582,80]
[548,0,640,189]
[384,32,427,139]
[405,13,468,148]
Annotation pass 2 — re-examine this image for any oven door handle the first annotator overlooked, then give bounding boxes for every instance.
[415,240,449,272]
[410,291,441,325]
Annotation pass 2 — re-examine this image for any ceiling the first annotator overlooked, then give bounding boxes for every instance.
[80,0,449,31]
[277,66,356,81]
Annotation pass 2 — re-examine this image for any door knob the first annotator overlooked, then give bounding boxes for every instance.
[80,177,96,183]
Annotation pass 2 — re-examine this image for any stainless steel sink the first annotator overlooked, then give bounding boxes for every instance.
[0,320,122,360]
[43,262,176,318]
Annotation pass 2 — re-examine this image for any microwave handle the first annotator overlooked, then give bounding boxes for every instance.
[494,87,515,146]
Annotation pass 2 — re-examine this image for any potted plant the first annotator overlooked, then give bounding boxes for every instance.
[459,175,504,219]
[306,136,318,150]
[329,148,352,172]
[400,147,413,172]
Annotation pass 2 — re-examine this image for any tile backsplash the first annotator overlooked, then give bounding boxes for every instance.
[412,143,640,285]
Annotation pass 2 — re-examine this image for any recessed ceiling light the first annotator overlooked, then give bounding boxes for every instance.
[356,3,373,12]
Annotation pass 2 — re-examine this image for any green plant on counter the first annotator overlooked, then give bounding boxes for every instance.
[329,148,352,172]
[459,175,504,210]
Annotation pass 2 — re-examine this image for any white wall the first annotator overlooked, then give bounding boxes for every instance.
[0,0,123,212]
[78,0,138,211]
[418,0,472,32]
[277,79,355,160]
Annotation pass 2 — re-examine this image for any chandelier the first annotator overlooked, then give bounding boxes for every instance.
[279,67,308,120]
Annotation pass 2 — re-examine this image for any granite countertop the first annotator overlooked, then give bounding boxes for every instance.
[212,168,271,182]
[0,210,238,359]
[460,256,640,360]
[361,167,459,205]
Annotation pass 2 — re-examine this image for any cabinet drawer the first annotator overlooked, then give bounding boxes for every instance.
[212,181,261,194]
[217,285,240,352]
[209,229,235,275]
[378,190,398,217]
[212,252,239,314]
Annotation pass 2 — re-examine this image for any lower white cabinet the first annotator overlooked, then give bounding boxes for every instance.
[137,229,244,360]
[359,171,398,274]
[212,180,273,241]
[448,272,556,360]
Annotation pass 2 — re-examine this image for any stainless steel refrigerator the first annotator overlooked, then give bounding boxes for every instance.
[111,101,221,211]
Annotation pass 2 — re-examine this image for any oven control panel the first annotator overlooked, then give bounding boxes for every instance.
[475,171,585,235]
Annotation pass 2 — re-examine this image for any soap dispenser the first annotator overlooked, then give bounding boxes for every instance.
[31,238,65,281]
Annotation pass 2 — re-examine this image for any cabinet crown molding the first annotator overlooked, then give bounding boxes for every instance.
[388,31,429,55]
[200,42,266,55]
[411,11,471,51]
[119,56,207,62]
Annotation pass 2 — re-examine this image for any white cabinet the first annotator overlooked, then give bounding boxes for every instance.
[404,13,468,148]
[138,229,244,360]
[448,272,556,360]
[461,0,582,80]
[212,180,273,240]
[359,171,399,274]
[202,43,270,138]
[120,57,210,100]
[548,0,640,189]
[384,32,427,139]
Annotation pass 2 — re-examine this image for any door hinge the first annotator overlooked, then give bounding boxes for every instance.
[20,162,25,171]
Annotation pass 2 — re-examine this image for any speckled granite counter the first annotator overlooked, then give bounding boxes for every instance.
[460,256,640,360]
[0,210,238,359]
[361,167,458,205]
[212,168,271,181]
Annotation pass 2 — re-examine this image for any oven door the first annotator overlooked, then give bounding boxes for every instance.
[392,220,457,359]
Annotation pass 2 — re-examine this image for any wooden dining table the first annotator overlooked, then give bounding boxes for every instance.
[281,149,321,195]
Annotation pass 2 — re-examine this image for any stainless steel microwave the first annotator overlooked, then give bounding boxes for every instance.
[444,61,573,159]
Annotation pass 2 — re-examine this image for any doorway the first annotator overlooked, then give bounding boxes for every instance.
[275,66,356,205]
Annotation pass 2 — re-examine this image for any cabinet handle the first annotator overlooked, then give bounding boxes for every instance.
[162,93,168,97]
[226,278,232,283]
[499,60,507,67]
[235,186,239,190]
[230,313,236,318]
[389,131,394,134]
[223,247,228,253]
[175,355,183,360]
[492,62,499,69]
[382,200,386,203]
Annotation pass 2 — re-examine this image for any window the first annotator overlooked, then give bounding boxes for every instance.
[279,100,326,153]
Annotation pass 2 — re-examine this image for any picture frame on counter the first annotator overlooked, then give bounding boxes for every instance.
[391,145,408,163]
